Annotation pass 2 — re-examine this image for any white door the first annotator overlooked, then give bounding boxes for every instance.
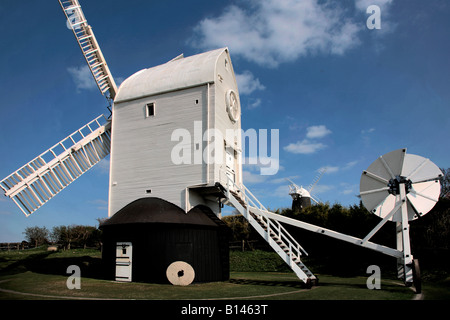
[225,146,236,186]
[115,242,132,282]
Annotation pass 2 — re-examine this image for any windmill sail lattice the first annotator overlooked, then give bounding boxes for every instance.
[59,0,117,100]
[0,115,111,216]
[308,167,326,194]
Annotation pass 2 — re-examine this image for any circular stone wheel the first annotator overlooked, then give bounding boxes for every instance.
[166,261,195,286]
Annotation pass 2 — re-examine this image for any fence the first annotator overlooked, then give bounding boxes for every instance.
[0,242,29,251]
[229,239,271,252]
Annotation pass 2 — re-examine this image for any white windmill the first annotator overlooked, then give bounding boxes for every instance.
[287,168,326,211]
[0,1,242,218]
[0,0,318,287]
[0,2,442,291]
[1,1,243,284]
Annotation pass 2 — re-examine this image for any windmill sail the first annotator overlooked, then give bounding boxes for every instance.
[308,167,326,193]
[59,0,117,100]
[0,115,111,216]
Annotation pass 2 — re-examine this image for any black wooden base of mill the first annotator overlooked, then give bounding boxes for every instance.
[100,198,230,284]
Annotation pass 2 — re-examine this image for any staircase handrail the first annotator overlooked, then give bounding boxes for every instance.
[224,174,308,257]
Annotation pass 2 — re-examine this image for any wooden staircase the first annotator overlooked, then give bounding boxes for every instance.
[224,184,317,287]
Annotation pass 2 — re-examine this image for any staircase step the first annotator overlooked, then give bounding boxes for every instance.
[223,184,316,286]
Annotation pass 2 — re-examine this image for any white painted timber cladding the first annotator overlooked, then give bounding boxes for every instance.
[108,48,242,217]
[114,48,228,104]
[109,86,206,216]
[212,50,242,188]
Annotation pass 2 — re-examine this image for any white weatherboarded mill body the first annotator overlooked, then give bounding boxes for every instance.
[109,48,242,217]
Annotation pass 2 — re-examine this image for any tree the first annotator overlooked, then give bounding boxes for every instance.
[96,217,108,227]
[23,226,49,248]
[72,225,97,249]
[440,168,450,199]
[222,212,251,242]
[222,210,267,250]
[51,225,74,250]
[51,225,101,249]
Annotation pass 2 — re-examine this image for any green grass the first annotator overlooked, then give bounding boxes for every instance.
[0,271,418,300]
[0,247,448,300]
[0,271,414,300]
[230,250,291,272]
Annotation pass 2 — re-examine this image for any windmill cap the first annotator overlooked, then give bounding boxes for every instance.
[114,48,233,103]
[289,186,311,197]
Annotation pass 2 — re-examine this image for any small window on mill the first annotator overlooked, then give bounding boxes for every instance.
[146,103,155,117]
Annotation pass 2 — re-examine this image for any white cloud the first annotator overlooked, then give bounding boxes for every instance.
[93,158,110,175]
[361,128,376,145]
[247,98,262,110]
[236,71,266,95]
[319,165,340,174]
[361,128,375,134]
[191,0,364,67]
[115,76,125,87]
[270,175,300,184]
[273,184,290,198]
[242,170,267,184]
[355,0,393,11]
[306,125,332,139]
[243,156,281,176]
[67,65,96,92]
[312,184,335,195]
[89,199,108,211]
[344,160,358,170]
[317,161,358,174]
[339,183,358,195]
[284,139,326,154]
[284,125,331,155]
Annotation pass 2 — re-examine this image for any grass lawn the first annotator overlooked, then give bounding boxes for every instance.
[0,248,448,300]
[0,271,417,300]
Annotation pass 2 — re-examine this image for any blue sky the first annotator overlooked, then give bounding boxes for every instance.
[0,0,449,242]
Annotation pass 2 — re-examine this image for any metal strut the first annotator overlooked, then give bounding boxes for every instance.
[219,173,412,287]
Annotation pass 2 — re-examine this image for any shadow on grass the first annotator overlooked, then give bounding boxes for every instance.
[1,251,105,280]
[229,276,312,289]
[1,251,54,276]
[314,277,413,296]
